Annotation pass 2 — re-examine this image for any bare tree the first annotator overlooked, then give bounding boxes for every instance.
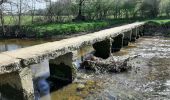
[0,5,5,35]
[31,0,36,23]
[0,0,7,35]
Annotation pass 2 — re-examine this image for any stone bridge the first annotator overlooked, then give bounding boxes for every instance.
[0,22,145,100]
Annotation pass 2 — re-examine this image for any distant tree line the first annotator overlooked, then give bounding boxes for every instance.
[0,0,170,35]
[37,0,170,22]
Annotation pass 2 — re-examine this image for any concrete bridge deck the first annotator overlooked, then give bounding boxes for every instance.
[0,22,144,75]
[0,22,145,100]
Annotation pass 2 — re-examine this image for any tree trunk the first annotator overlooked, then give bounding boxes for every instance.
[75,0,85,21]
[18,0,22,30]
[31,0,35,24]
[0,7,5,35]
[48,0,53,22]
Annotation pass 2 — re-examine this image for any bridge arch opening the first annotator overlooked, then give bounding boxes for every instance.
[139,26,144,36]
[123,31,131,46]
[30,53,77,99]
[131,28,138,42]
[112,34,123,52]
[47,52,77,92]
[93,39,112,59]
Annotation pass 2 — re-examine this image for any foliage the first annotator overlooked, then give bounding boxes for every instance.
[0,0,170,37]
[21,19,134,37]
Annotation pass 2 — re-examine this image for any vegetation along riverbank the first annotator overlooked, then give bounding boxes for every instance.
[144,19,170,36]
[1,0,170,39]
[0,18,170,39]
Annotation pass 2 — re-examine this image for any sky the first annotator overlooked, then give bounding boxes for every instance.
[2,0,59,13]
[35,0,59,9]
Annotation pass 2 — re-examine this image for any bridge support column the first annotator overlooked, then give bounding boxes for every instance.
[123,31,131,46]
[0,68,35,100]
[131,28,137,42]
[112,34,123,52]
[49,52,77,83]
[139,26,144,36]
[93,38,112,59]
[136,28,140,39]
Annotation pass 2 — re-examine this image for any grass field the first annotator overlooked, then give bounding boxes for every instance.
[4,16,43,25]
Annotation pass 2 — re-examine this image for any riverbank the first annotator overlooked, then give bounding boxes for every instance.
[0,19,136,39]
[144,19,170,36]
[0,18,170,39]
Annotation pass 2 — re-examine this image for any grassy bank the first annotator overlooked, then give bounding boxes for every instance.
[1,17,170,38]
[144,19,170,36]
[22,19,135,38]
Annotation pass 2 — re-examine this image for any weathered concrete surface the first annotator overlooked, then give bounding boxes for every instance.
[0,22,145,75]
[0,54,21,75]
[0,67,35,100]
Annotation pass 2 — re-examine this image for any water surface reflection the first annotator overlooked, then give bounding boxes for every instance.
[0,39,60,52]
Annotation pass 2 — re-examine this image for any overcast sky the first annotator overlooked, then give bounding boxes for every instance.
[2,0,59,13]
[29,0,59,9]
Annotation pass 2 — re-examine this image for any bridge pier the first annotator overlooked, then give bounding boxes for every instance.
[93,38,112,59]
[49,52,77,83]
[131,28,137,42]
[123,31,131,46]
[112,34,123,52]
[136,28,140,39]
[139,26,144,36]
[0,68,35,100]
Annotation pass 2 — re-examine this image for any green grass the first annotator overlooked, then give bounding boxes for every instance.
[1,16,136,38]
[23,19,134,37]
[27,21,109,37]
[4,15,170,38]
[4,16,43,25]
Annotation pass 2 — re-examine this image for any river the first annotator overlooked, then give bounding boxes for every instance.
[0,38,60,52]
[0,36,170,100]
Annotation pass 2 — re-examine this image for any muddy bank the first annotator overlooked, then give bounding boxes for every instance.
[144,21,170,36]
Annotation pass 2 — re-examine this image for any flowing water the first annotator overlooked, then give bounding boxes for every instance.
[1,36,170,100]
[83,36,170,100]
[40,36,170,100]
